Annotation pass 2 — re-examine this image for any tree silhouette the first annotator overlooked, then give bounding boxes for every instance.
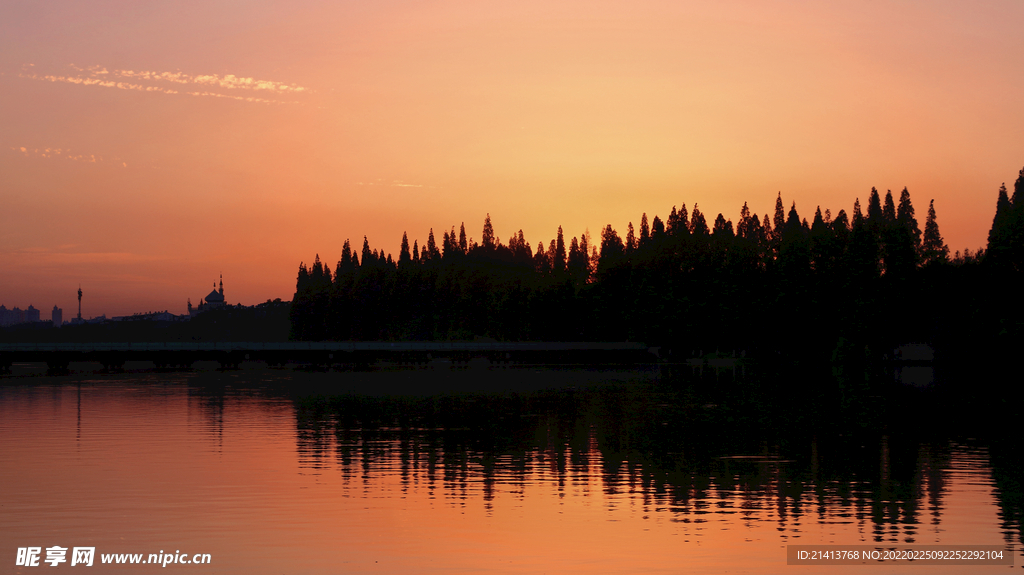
[987,183,1013,269]
[399,232,412,266]
[897,188,922,254]
[427,228,439,261]
[482,214,496,250]
[689,205,709,236]
[772,192,786,244]
[554,226,567,273]
[922,200,948,266]
[625,222,637,255]
[1012,167,1024,273]
[284,169,1019,371]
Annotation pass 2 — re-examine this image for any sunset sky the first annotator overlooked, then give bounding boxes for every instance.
[2,0,1022,318]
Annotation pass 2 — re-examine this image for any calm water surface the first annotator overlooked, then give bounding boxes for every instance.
[1,365,1020,574]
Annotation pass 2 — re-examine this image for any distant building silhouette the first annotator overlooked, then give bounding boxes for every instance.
[0,304,47,326]
[188,275,228,317]
[52,305,62,327]
[0,305,25,326]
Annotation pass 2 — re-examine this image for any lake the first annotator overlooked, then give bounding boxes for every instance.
[1,363,1020,573]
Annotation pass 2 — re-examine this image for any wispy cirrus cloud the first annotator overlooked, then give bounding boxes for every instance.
[19,63,306,104]
[10,145,127,167]
[73,65,308,93]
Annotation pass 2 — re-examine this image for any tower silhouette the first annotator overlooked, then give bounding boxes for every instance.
[77,285,82,320]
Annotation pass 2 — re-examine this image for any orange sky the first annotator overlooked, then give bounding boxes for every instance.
[2,0,1023,317]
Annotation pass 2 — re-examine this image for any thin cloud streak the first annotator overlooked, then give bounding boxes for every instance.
[69,64,307,93]
[9,146,126,166]
[20,72,178,93]
[20,64,305,104]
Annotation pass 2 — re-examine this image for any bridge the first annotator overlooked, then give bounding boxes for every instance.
[0,341,657,371]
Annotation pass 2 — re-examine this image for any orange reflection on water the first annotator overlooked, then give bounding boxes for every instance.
[0,373,1019,574]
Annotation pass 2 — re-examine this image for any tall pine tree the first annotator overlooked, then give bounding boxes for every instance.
[922,199,948,265]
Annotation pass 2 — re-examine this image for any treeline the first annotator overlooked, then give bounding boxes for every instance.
[291,168,1024,359]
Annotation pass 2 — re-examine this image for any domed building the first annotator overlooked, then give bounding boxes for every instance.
[188,275,227,317]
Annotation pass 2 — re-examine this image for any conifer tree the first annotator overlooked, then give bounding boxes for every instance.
[1012,167,1024,272]
[743,210,764,244]
[311,254,324,282]
[782,203,805,235]
[833,209,849,232]
[884,188,919,276]
[337,239,356,278]
[599,224,625,271]
[625,222,636,254]
[333,253,344,281]
[459,223,468,253]
[567,232,593,285]
[639,213,650,246]
[509,229,529,262]
[812,206,824,228]
[361,237,373,269]
[712,214,734,237]
[778,203,811,313]
[867,188,883,230]
[738,202,752,238]
[290,261,311,340]
[897,187,922,253]
[922,199,949,265]
[678,204,690,234]
[1014,166,1024,206]
[810,207,828,271]
[555,226,567,272]
[567,236,587,285]
[482,214,495,249]
[848,197,880,289]
[770,193,784,242]
[882,190,896,224]
[987,183,1013,268]
[399,232,412,266]
[534,242,550,274]
[667,206,679,235]
[442,230,453,258]
[427,229,439,261]
[689,206,709,236]
[651,216,665,237]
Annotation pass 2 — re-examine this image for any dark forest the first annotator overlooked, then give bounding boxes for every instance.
[290,169,1024,365]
